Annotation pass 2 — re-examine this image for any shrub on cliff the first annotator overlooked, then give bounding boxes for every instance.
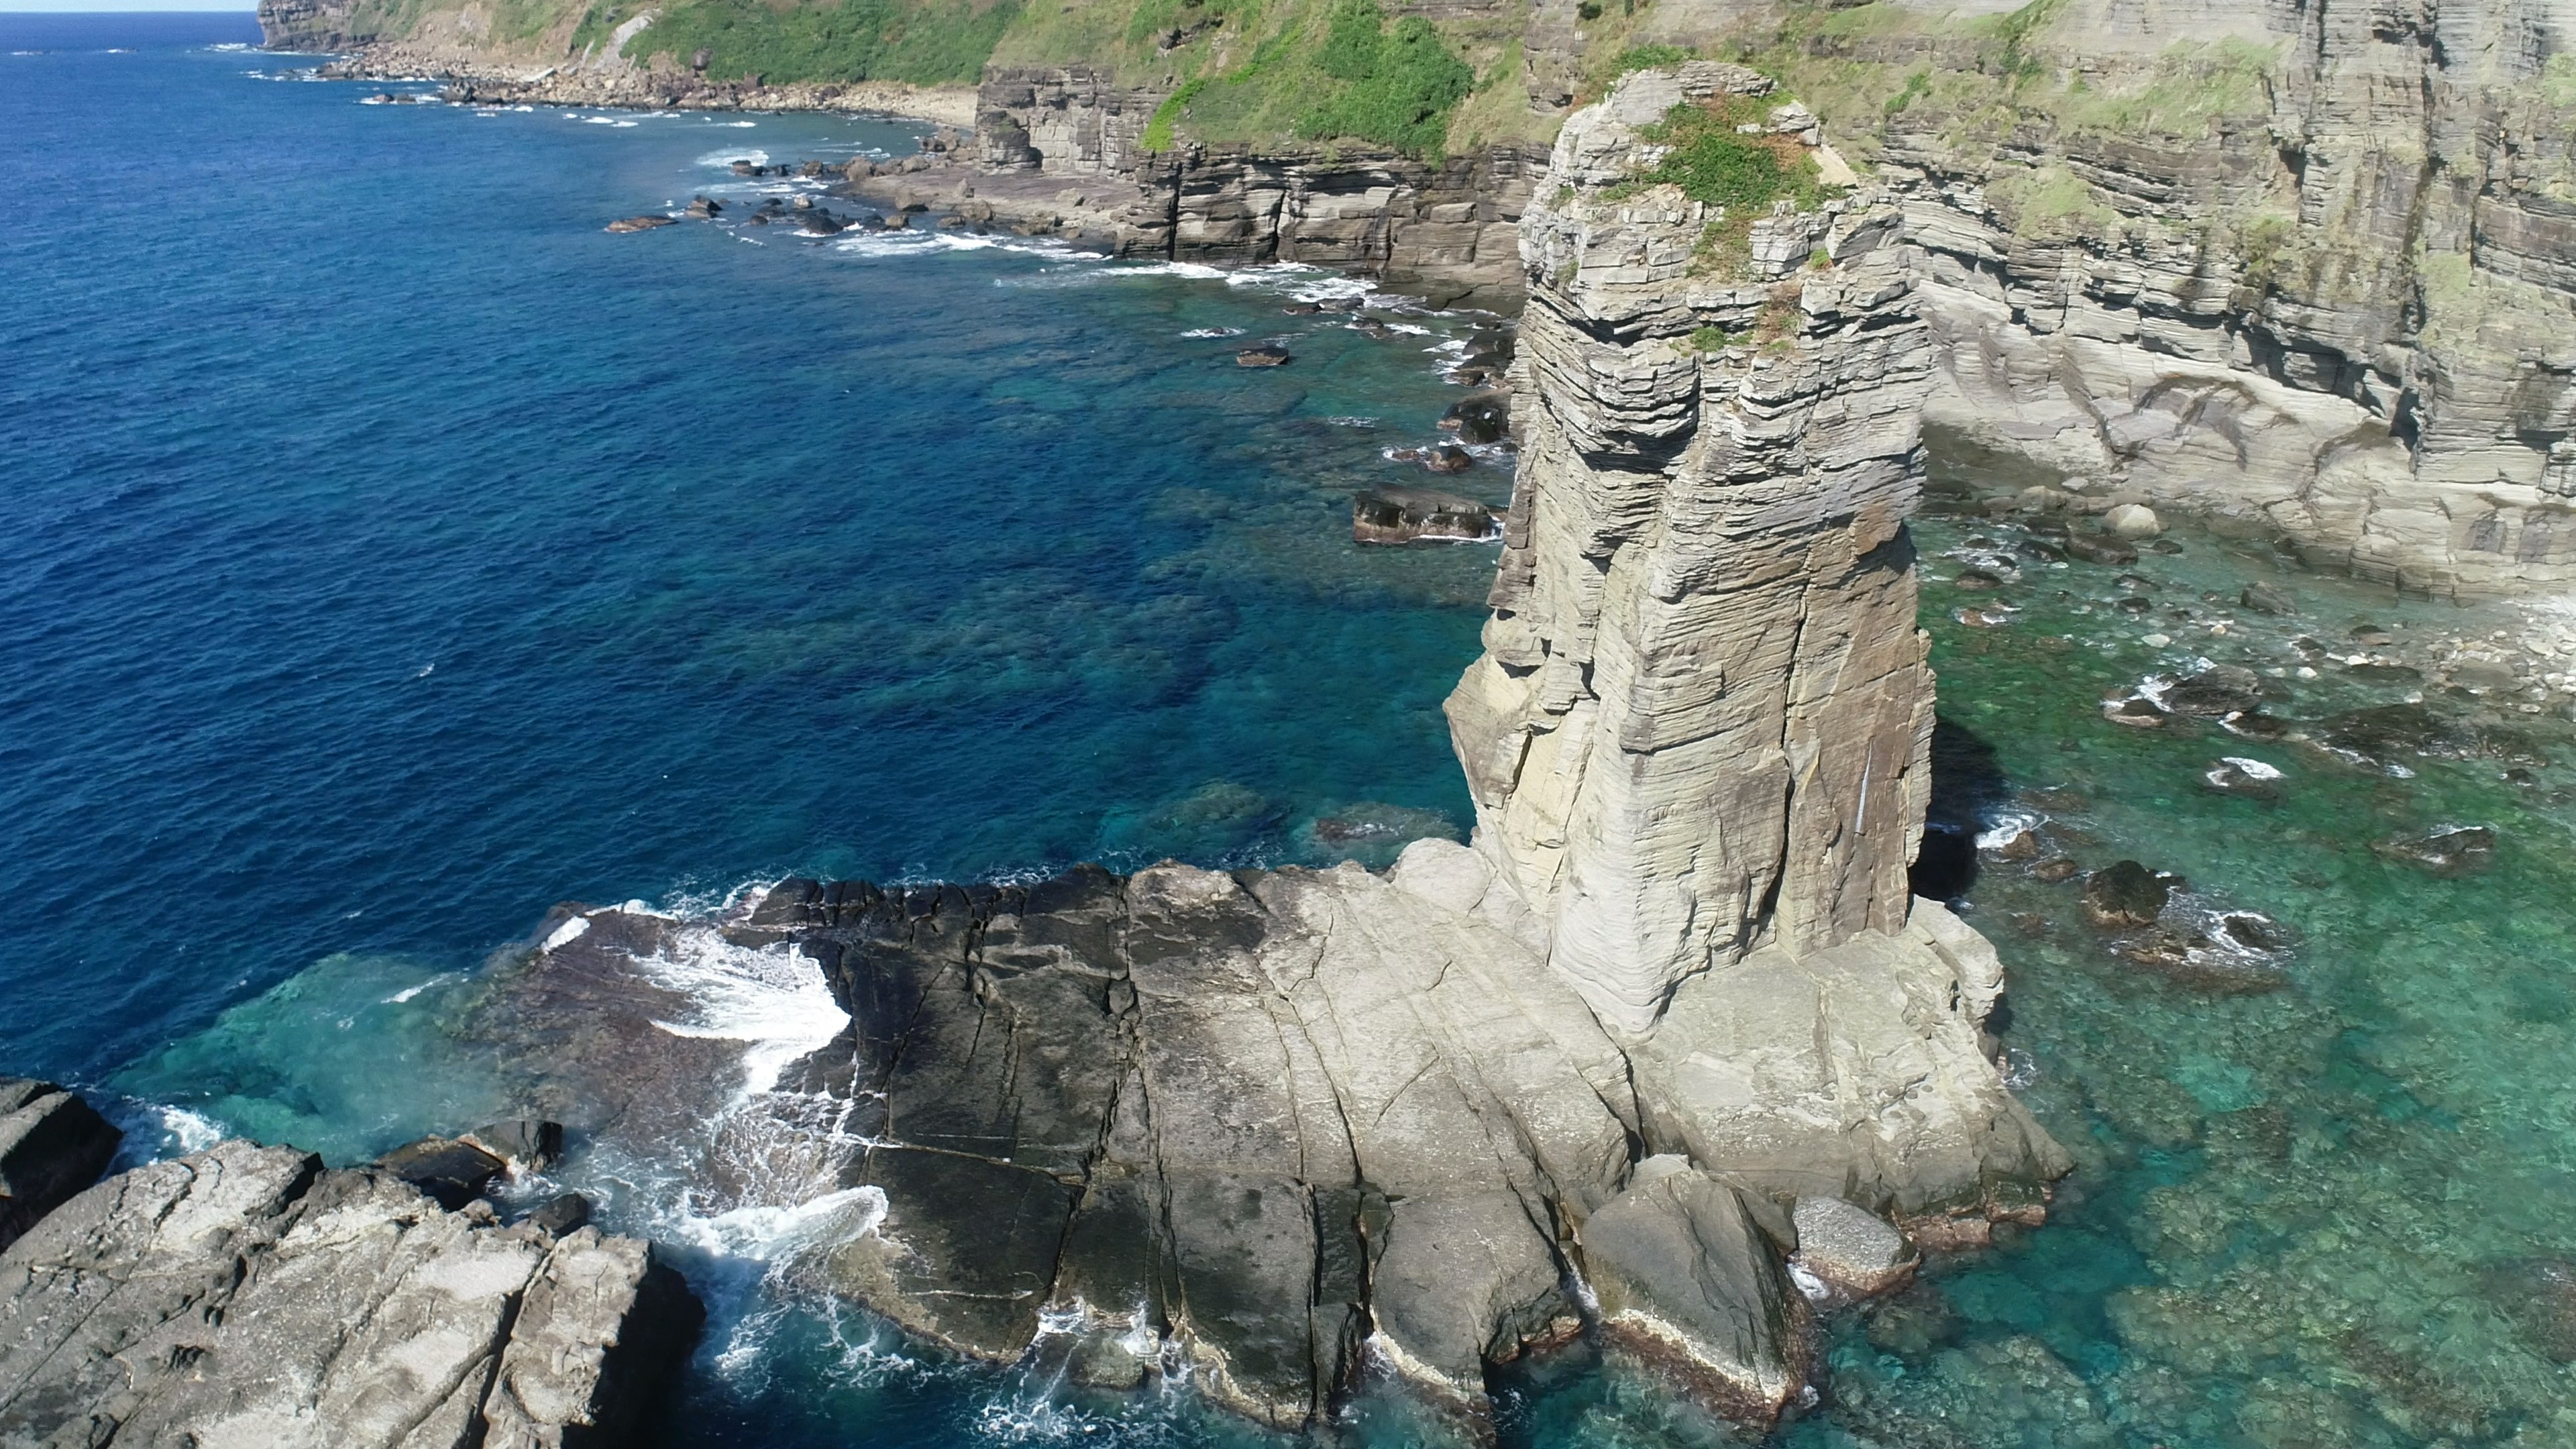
[1293,0,1474,156]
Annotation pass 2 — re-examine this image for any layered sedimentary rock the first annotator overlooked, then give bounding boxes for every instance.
[0,1140,702,1446]
[0,1079,119,1253]
[1723,0,2576,596]
[1448,62,1940,1033]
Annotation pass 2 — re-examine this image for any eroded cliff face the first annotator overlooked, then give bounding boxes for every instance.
[1819,0,2576,596]
[963,66,1541,305]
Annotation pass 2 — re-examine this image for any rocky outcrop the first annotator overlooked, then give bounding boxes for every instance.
[0,1079,119,1253]
[856,88,1545,307]
[1446,62,1941,1033]
[1354,484,1501,544]
[690,836,2049,1430]
[0,1139,701,1447]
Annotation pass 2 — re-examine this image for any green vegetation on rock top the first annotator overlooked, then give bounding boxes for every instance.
[1633,95,1829,215]
[574,0,1022,85]
[1294,0,1474,155]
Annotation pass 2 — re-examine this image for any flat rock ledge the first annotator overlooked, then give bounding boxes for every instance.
[0,1138,702,1448]
[684,838,2063,1432]
[0,1079,121,1254]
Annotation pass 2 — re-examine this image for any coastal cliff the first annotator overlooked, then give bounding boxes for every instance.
[267,0,2576,594]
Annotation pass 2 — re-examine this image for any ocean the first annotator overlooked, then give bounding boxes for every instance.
[5,14,2575,1448]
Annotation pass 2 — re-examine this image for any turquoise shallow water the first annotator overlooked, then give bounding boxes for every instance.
[8,15,2576,1448]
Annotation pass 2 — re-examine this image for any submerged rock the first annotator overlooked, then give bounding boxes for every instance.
[2202,756,2286,800]
[2082,861,2173,926]
[1353,486,1499,544]
[604,214,676,233]
[2484,1258,2576,1362]
[0,1079,119,1252]
[1235,344,1291,368]
[0,1140,702,1445]
[2239,582,2298,615]
[1440,392,1509,444]
[2371,824,2498,877]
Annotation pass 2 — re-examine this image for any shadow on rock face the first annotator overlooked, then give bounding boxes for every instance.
[1911,716,2010,901]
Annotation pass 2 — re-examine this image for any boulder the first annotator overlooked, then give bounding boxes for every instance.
[2158,663,2265,716]
[2371,824,2498,877]
[0,1140,702,1446]
[2104,503,2163,539]
[1440,392,1510,444]
[465,1118,564,1171]
[1235,345,1291,368]
[1789,1195,1919,1295]
[377,1134,506,1209]
[1578,1169,1801,1424]
[604,214,676,233]
[2239,582,2298,615]
[2081,860,2173,926]
[0,1079,120,1250]
[1421,444,1474,474]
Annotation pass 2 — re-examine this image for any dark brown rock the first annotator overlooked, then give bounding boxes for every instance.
[2082,861,2173,927]
[0,1080,120,1252]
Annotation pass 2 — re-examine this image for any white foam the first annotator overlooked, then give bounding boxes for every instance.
[1974,808,2043,851]
[1788,1260,1832,1302]
[1179,327,1244,338]
[677,1184,888,1260]
[157,1105,225,1154]
[382,972,454,1005]
[541,914,590,951]
[630,927,850,1095]
[2219,756,2284,781]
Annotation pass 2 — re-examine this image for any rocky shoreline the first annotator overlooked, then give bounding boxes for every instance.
[0,1081,702,1446]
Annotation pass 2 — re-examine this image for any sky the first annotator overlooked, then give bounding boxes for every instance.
[0,1,257,9]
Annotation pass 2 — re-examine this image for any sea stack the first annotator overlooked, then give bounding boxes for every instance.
[515,64,2066,1434]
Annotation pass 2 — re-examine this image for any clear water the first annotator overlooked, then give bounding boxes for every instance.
[8,15,2576,1448]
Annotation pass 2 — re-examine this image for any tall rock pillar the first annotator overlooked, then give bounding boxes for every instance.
[1448,64,1940,1034]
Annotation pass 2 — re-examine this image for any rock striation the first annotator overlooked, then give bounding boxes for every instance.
[1448,62,1940,1034]
[0,1139,701,1446]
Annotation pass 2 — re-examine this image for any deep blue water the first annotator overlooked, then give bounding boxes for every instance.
[0,11,1500,1091]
